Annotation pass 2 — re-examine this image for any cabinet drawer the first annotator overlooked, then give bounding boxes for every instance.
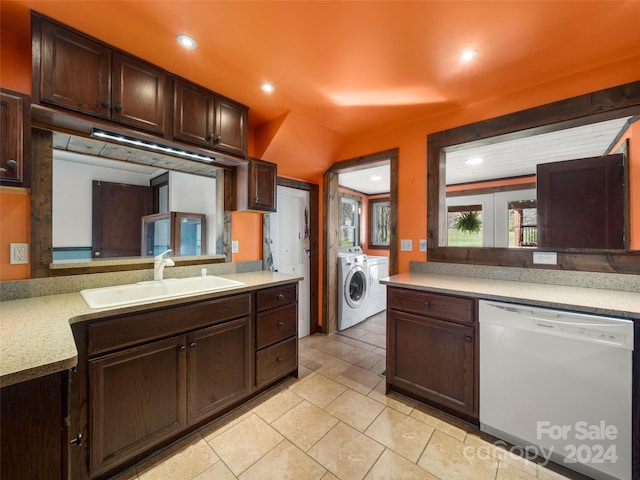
[256,337,297,388]
[88,293,251,356]
[256,284,297,311]
[256,303,297,349]
[388,287,475,324]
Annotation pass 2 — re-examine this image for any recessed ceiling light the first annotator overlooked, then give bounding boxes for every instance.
[176,34,197,49]
[370,175,383,182]
[260,82,275,93]
[465,157,483,165]
[460,49,478,63]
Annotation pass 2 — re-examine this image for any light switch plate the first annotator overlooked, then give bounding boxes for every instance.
[231,240,239,254]
[400,239,413,251]
[419,239,427,252]
[533,251,557,265]
[10,243,29,264]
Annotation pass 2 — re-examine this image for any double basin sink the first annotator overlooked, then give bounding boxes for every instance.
[81,275,245,309]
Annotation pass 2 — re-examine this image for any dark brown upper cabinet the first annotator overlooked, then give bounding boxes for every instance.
[174,78,248,157]
[0,89,30,187]
[33,15,171,136]
[233,158,277,212]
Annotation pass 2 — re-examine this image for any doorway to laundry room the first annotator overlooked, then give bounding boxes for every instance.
[322,148,398,335]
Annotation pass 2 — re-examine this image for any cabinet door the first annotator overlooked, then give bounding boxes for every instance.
[187,317,251,424]
[40,20,111,119]
[249,159,277,211]
[0,89,30,186]
[173,79,216,148]
[215,97,248,157]
[387,310,476,418]
[112,53,170,135]
[1,373,65,480]
[89,336,187,477]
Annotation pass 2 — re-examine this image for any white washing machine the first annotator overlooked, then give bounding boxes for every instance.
[366,255,388,318]
[337,246,369,331]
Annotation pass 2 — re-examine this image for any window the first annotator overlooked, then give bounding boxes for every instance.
[369,198,390,248]
[340,195,360,246]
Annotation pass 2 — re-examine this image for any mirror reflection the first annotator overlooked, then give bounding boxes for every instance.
[52,135,222,263]
[443,116,638,250]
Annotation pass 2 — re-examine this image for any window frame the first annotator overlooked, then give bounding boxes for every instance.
[368,197,391,249]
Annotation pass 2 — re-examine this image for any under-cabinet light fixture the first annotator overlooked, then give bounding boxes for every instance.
[370,175,383,182]
[90,129,216,163]
[176,34,197,49]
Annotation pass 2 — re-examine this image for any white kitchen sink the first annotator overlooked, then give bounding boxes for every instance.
[80,276,245,309]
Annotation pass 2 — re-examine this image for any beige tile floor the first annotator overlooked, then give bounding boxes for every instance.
[116,312,587,480]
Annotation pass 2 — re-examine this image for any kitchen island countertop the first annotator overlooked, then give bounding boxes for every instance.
[0,271,302,388]
[381,271,640,320]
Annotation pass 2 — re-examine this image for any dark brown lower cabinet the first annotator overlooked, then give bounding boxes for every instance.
[386,287,478,422]
[89,336,187,476]
[0,372,66,480]
[67,285,297,480]
[187,317,251,424]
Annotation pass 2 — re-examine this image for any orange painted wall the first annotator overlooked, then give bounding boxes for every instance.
[0,189,31,281]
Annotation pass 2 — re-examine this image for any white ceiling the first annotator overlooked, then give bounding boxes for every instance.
[445,116,634,185]
[338,165,390,195]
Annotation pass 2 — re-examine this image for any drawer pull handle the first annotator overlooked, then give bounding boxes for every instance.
[277,322,284,327]
[276,293,285,300]
[178,345,186,352]
[190,342,198,349]
[464,336,472,343]
[423,301,430,307]
[276,357,283,362]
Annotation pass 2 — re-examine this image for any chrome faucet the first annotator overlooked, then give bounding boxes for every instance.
[154,249,175,281]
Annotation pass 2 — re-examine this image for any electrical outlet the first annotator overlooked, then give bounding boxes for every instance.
[533,251,557,265]
[419,239,427,252]
[231,240,239,254]
[400,239,413,252]
[10,243,29,264]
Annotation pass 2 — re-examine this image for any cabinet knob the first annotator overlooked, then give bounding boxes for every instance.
[254,195,260,203]
[464,336,472,343]
[276,357,283,363]
[178,345,186,352]
[208,133,215,140]
[6,159,17,169]
[423,301,430,307]
[277,321,284,327]
[113,103,123,113]
[276,293,284,300]
[70,433,82,447]
[216,135,222,144]
[100,100,110,108]
[190,342,198,349]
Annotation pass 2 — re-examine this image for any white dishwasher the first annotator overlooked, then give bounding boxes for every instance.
[479,300,634,480]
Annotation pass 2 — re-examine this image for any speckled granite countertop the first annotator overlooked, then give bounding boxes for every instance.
[381,272,640,320]
[0,271,302,388]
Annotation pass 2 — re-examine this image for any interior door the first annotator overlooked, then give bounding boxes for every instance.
[92,180,153,258]
[537,154,626,249]
[268,186,311,337]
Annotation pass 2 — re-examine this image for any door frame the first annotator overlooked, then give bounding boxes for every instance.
[263,177,320,334]
[322,148,399,334]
